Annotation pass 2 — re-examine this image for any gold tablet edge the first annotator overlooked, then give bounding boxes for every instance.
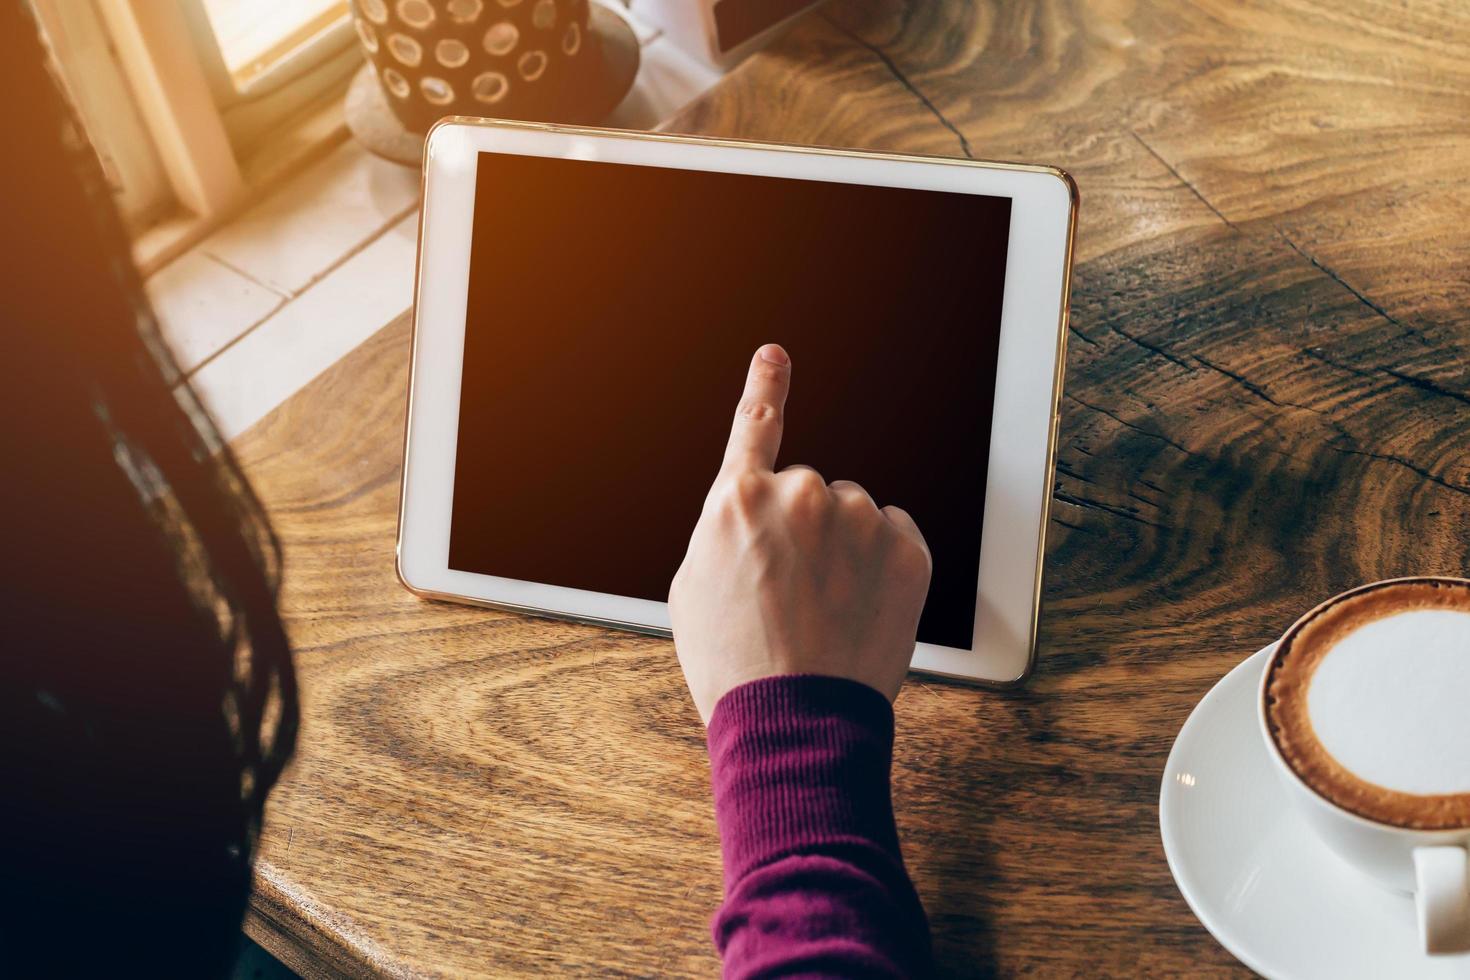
[394,117,1081,689]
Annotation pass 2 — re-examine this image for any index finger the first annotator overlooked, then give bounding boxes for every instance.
[721,344,791,473]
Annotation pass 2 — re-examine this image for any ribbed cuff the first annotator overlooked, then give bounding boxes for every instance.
[706,675,900,889]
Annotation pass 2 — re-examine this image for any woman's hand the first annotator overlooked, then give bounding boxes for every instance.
[669,344,933,724]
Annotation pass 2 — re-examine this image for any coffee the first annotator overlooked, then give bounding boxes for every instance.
[1264,578,1470,830]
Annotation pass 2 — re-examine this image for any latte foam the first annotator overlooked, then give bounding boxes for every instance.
[1265,578,1470,830]
[1307,609,1470,796]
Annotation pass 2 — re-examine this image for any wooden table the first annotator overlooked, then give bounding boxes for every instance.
[235,2,1470,975]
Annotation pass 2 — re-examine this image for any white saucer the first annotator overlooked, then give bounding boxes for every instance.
[1160,645,1470,979]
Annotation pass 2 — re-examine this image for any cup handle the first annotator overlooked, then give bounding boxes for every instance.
[1414,846,1470,954]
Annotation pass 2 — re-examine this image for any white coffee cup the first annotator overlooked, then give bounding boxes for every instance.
[1257,578,1470,955]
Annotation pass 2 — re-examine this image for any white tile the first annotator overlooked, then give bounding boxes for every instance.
[190,213,418,442]
[201,139,420,296]
[607,34,725,131]
[146,248,286,374]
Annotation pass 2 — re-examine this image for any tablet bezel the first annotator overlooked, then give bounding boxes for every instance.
[397,118,1076,686]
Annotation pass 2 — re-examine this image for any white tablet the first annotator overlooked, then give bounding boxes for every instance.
[398,118,1076,685]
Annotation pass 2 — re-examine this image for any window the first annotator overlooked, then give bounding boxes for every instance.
[30,0,173,233]
[199,0,347,83]
[28,0,363,272]
[185,0,360,156]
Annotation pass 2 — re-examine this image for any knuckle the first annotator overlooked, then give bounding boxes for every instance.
[748,363,788,385]
[789,468,828,499]
[736,400,781,424]
[836,483,875,511]
[720,471,768,515]
[734,470,767,501]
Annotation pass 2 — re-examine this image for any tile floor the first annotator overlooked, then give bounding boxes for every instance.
[153,2,724,442]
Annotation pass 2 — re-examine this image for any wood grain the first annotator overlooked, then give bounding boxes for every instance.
[235,1,1470,975]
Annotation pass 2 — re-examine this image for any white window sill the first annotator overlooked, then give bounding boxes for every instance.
[147,8,723,442]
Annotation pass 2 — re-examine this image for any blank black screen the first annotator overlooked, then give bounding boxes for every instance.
[449,152,1011,649]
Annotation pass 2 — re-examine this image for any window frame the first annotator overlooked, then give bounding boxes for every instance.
[180,0,360,156]
[30,0,176,232]
[37,0,363,275]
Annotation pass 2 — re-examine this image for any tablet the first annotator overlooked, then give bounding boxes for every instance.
[398,118,1076,685]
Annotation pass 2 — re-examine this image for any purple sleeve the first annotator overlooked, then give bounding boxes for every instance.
[706,675,932,979]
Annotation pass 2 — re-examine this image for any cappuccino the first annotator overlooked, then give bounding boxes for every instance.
[1264,578,1470,830]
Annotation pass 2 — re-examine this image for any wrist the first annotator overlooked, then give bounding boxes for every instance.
[706,674,900,888]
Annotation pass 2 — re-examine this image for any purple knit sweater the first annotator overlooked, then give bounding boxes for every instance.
[706,675,932,978]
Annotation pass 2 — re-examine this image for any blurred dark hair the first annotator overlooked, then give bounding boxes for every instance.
[0,2,298,974]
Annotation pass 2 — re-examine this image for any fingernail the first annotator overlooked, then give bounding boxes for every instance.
[759,344,789,366]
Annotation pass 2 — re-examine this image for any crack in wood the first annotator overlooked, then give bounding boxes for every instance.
[1053,489,1166,529]
[1305,349,1468,411]
[1055,461,1097,485]
[1069,323,1100,347]
[1127,488,1163,510]
[1380,366,1470,409]
[1192,352,1326,416]
[1275,232,1412,335]
[1191,352,1284,407]
[1108,321,1196,372]
[822,14,976,159]
[1332,446,1470,499]
[1302,346,1375,379]
[1129,132,1419,358]
[1064,392,1196,457]
[1129,130,1237,230]
[1050,515,1099,534]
